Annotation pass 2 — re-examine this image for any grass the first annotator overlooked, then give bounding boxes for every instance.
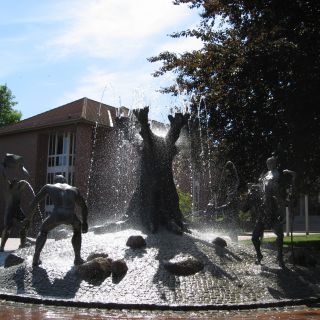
[241,234,320,247]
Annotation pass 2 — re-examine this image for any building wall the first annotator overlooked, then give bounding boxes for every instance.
[0,131,39,185]
[74,123,93,198]
[0,131,39,232]
[35,133,49,193]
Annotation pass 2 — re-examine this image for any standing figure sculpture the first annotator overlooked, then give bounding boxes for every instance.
[248,156,288,267]
[126,107,189,234]
[0,154,29,252]
[25,175,88,267]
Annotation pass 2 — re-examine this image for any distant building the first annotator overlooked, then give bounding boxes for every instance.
[0,97,132,230]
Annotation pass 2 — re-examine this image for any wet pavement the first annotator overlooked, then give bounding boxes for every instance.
[1,301,320,319]
[0,228,320,311]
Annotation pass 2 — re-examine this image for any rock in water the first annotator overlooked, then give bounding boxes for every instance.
[126,235,146,249]
[4,254,24,268]
[212,237,227,248]
[164,258,204,276]
[111,259,128,278]
[77,257,113,281]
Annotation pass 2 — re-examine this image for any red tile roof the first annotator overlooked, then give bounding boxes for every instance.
[0,98,118,136]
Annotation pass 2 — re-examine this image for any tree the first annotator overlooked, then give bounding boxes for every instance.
[149,0,320,193]
[0,85,21,127]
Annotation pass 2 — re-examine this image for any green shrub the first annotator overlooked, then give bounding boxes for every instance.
[177,188,192,216]
[238,210,253,231]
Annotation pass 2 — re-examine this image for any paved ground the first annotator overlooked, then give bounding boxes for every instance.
[1,300,320,319]
[0,228,320,310]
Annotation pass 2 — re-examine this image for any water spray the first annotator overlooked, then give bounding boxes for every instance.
[86,85,108,201]
[20,180,44,222]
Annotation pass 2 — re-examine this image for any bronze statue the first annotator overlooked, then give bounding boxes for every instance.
[125,107,189,234]
[25,175,88,267]
[247,156,295,267]
[0,154,29,251]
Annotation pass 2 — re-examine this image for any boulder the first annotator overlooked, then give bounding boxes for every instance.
[4,254,24,268]
[77,257,113,281]
[126,235,146,249]
[111,259,128,278]
[212,237,227,248]
[164,258,204,276]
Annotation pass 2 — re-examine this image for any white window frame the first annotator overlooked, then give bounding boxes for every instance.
[45,132,76,213]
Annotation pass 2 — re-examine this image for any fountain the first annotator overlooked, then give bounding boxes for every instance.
[207,160,240,242]
[0,109,320,312]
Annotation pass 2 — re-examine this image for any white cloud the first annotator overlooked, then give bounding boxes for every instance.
[0,1,202,121]
[58,68,118,105]
[59,66,163,107]
[59,65,187,122]
[46,0,196,59]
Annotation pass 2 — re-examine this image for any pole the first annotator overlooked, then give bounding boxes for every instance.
[283,169,296,266]
[290,206,295,266]
[305,194,309,235]
[286,207,290,236]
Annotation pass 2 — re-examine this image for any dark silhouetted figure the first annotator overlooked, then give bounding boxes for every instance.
[0,154,29,251]
[247,156,294,268]
[26,175,88,267]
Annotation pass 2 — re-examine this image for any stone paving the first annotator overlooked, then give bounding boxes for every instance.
[0,228,320,309]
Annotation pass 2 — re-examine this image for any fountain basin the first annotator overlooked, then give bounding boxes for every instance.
[0,228,320,310]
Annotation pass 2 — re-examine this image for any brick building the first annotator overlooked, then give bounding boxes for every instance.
[0,97,131,229]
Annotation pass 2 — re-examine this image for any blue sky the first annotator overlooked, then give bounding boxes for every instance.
[0,0,202,122]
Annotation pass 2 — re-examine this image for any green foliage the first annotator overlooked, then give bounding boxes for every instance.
[0,84,21,127]
[177,188,192,216]
[262,234,320,248]
[238,209,250,221]
[238,209,251,227]
[241,234,320,247]
[150,0,320,192]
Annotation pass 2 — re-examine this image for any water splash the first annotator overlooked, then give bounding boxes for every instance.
[20,180,44,222]
[217,161,239,207]
[86,86,108,200]
[132,87,146,110]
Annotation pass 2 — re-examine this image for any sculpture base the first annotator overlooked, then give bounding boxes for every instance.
[0,228,319,309]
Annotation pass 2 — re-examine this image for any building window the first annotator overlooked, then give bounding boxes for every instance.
[45,132,76,213]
